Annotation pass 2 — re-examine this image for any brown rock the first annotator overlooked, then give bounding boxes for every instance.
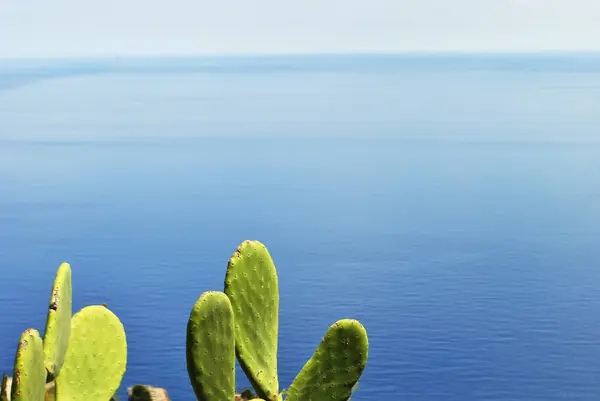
[128,385,170,401]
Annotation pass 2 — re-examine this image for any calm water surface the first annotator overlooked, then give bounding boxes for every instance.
[1,55,600,401]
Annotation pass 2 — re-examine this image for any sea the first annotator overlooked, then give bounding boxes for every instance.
[1,53,600,401]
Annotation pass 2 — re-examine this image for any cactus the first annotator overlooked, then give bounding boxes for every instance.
[56,305,127,401]
[285,319,368,401]
[10,329,46,401]
[222,240,369,401]
[186,291,235,401]
[42,263,72,381]
[224,241,280,401]
[1,373,9,401]
[3,264,129,401]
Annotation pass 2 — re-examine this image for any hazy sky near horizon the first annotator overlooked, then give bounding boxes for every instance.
[2,0,600,58]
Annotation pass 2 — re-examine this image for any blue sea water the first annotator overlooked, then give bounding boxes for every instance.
[1,54,600,401]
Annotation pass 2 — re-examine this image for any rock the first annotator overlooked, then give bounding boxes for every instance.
[128,385,170,401]
[239,389,256,401]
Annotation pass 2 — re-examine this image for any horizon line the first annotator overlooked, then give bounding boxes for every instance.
[3,50,600,62]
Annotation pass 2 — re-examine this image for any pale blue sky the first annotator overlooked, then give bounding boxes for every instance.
[2,0,600,58]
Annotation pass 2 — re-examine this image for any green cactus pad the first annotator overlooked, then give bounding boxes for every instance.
[224,240,279,401]
[285,319,369,401]
[10,329,46,401]
[56,305,127,401]
[186,291,235,401]
[1,373,10,401]
[43,262,72,381]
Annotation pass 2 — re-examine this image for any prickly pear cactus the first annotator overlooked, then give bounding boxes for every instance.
[56,305,127,401]
[10,329,46,401]
[186,291,235,401]
[285,319,369,401]
[1,373,10,401]
[224,241,280,401]
[43,262,72,381]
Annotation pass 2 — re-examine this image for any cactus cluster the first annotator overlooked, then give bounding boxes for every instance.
[1,263,127,401]
[186,240,369,401]
[3,240,368,401]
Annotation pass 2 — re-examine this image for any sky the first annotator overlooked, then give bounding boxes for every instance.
[1,0,600,58]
